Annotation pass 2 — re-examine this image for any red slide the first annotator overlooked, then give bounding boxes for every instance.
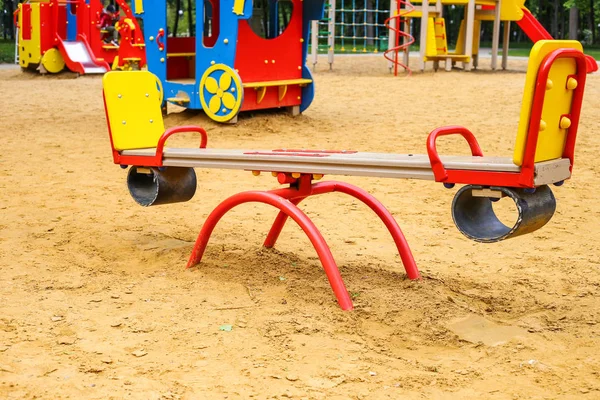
[517,8,552,42]
[517,8,598,73]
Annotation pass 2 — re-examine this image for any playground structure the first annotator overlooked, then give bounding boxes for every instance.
[103,40,586,311]
[391,0,599,73]
[136,0,325,123]
[310,0,400,70]
[311,0,598,74]
[14,0,145,74]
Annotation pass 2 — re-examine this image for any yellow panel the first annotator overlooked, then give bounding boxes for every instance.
[472,20,481,54]
[233,0,245,15]
[425,18,438,57]
[513,40,583,166]
[434,18,448,55]
[401,10,422,18]
[454,19,465,55]
[19,4,42,68]
[501,1,526,21]
[102,71,165,151]
[452,19,479,56]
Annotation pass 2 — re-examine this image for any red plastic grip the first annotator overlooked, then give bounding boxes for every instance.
[427,125,484,182]
[156,28,165,51]
[155,126,208,161]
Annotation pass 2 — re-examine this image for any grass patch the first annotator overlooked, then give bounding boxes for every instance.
[0,39,16,64]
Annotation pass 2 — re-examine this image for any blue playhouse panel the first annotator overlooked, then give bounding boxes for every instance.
[139,0,324,113]
[67,5,78,41]
[300,66,315,113]
[136,1,167,104]
[186,0,253,110]
[138,0,253,110]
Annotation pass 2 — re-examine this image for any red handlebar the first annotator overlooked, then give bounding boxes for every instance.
[156,126,208,159]
[427,126,483,182]
[156,28,165,51]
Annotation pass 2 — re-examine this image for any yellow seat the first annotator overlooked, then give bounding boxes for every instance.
[103,71,164,151]
[513,40,583,166]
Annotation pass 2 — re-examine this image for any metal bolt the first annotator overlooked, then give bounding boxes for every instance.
[150,119,154,123]
[118,94,122,98]
[122,121,126,125]
[145,93,149,97]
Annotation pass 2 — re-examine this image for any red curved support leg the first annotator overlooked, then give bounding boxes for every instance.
[186,191,354,311]
[263,181,420,281]
[314,181,420,280]
[264,197,306,248]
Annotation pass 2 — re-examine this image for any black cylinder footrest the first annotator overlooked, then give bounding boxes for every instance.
[127,166,197,207]
[451,185,556,243]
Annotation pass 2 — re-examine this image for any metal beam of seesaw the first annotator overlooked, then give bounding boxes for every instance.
[120,148,571,186]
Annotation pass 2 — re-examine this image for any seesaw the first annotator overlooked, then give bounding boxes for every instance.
[103,40,587,311]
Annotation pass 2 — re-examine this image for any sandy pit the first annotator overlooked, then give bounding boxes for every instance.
[0,56,599,399]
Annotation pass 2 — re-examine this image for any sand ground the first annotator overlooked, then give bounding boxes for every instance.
[0,56,599,399]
